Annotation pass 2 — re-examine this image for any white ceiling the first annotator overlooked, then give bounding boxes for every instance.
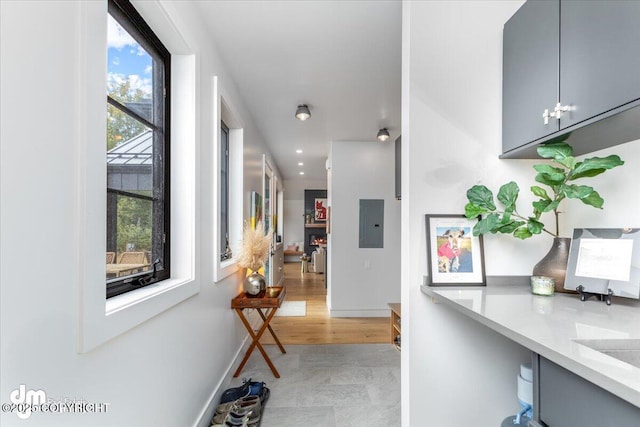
[191,0,402,181]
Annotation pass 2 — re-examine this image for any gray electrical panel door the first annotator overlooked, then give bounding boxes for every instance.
[359,199,384,248]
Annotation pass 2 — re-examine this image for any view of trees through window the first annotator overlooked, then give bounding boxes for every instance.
[106,1,169,296]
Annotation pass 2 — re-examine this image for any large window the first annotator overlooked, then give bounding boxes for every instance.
[106,0,170,298]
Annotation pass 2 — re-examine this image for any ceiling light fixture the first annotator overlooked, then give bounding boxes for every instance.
[296,149,303,154]
[299,171,305,175]
[377,128,390,142]
[298,162,304,166]
[295,104,311,121]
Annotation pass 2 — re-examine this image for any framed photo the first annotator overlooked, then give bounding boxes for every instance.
[425,214,485,286]
[315,198,327,221]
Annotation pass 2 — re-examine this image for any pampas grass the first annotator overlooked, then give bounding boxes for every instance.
[238,220,272,271]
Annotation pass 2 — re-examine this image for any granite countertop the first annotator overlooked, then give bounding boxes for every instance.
[421,283,640,407]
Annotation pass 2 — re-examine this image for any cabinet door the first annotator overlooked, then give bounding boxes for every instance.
[538,357,640,427]
[502,0,559,154]
[560,1,640,129]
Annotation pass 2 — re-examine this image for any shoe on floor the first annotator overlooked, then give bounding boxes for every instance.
[219,380,252,404]
[212,395,261,425]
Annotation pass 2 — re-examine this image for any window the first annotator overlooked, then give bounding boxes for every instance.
[214,87,244,282]
[106,0,170,298]
[220,121,232,261]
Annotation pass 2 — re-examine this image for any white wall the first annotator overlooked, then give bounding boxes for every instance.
[402,1,640,426]
[0,1,280,426]
[329,140,401,317]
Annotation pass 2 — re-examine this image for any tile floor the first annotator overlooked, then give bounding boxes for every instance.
[228,343,401,427]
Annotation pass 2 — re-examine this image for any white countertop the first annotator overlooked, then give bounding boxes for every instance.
[421,284,640,408]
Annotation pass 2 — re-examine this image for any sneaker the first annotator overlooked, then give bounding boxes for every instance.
[219,380,252,404]
[213,396,260,425]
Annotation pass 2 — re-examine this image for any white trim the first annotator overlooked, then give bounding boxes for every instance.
[77,0,197,352]
[213,76,244,282]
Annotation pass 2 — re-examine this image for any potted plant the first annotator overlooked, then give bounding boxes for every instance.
[464,140,624,292]
[238,220,272,297]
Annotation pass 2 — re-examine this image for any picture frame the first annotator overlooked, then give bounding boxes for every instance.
[315,198,327,222]
[425,214,486,286]
[564,228,640,299]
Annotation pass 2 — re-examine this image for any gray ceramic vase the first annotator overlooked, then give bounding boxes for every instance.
[532,237,572,293]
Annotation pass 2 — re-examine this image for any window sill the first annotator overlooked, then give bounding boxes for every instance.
[79,276,197,353]
[215,258,239,283]
[106,277,196,315]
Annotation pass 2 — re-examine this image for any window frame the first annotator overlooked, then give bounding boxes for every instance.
[213,79,243,283]
[219,120,232,261]
[106,0,171,298]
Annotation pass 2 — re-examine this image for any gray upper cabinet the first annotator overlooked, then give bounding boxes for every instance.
[502,0,640,158]
[560,1,640,128]
[502,0,559,154]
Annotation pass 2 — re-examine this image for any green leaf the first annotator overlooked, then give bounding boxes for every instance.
[554,155,576,170]
[535,172,564,187]
[532,199,551,214]
[581,190,605,209]
[497,181,519,209]
[466,185,496,211]
[473,213,500,235]
[496,220,525,234]
[569,155,624,180]
[533,164,566,183]
[531,185,550,200]
[502,205,514,223]
[537,141,573,161]
[527,218,544,235]
[514,228,533,239]
[543,199,561,212]
[464,203,485,219]
[562,184,597,202]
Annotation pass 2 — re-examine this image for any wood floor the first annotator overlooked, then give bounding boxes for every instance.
[261,262,389,345]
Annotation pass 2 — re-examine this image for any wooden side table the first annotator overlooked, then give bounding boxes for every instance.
[231,287,287,378]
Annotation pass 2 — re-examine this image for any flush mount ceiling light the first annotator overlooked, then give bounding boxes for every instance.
[377,128,390,142]
[295,104,311,121]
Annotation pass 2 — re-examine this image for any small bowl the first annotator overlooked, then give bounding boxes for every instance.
[531,276,555,296]
[266,287,281,298]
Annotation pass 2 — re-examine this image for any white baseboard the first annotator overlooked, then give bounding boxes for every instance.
[192,336,251,427]
[329,309,389,318]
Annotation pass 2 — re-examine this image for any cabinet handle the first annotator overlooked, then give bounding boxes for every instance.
[542,102,571,124]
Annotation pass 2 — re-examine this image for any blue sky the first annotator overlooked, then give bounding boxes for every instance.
[107,15,152,96]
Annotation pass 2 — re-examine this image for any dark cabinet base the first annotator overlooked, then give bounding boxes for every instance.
[535,355,640,427]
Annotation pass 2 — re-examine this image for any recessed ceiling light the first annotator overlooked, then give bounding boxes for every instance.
[299,171,305,175]
[298,162,304,166]
[296,149,303,154]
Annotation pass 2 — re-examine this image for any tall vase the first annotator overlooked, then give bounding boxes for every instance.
[243,270,266,298]
[532,237,572,293]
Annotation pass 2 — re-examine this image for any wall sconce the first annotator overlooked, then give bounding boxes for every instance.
[377,128,390,142]
[295,104,311,121]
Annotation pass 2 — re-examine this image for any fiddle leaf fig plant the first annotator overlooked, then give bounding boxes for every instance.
[465,141,624,239]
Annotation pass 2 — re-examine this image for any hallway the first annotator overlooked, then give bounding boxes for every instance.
[218,263,401,425]
[263,262,390,345]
